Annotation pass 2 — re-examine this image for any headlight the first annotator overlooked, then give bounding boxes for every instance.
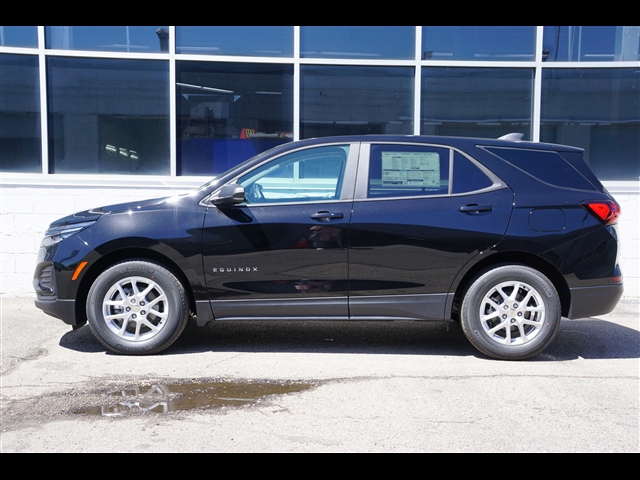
[42,221,96,247]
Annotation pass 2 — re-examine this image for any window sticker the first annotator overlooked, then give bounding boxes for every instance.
[381,152,440,187]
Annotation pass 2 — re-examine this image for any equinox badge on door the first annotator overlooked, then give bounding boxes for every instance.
[212,267,258,273]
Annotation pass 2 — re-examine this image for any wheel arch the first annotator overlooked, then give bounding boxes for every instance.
[451,251,571,320]
[75,248,197,328]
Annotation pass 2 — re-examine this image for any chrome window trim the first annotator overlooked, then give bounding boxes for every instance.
[448,148,454,195]
[200,142,359,208]
[354,141,507,202]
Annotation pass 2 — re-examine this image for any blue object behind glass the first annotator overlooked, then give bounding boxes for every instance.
[176,27,293,57]
[301,26,415,59]
[45,26,169,52]
[176,61,293,176]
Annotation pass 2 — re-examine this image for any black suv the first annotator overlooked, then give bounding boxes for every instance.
[34,135,623,360]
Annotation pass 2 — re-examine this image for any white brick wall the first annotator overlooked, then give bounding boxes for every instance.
[1,181,198,296]
[615,191,640,298]
[1,181,638,298]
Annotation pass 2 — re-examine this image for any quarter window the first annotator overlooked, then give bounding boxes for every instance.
[452,152,494,194]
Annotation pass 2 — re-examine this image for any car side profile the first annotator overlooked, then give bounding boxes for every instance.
[33,135,623,360]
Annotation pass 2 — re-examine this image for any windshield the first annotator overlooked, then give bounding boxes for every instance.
[195,147,282,193]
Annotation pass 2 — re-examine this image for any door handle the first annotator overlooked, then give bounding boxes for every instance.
[311,211,344,222]
[459,204,493,214]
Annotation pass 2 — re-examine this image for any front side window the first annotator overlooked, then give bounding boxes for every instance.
[238,145,349,204]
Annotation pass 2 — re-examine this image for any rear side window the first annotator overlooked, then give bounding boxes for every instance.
[484,147,595,190]
[368,144,450,198]
[367,145,497,198]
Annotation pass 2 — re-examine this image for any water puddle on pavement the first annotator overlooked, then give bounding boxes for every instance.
[75,380,314,417]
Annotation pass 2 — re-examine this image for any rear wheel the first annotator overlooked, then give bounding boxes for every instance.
[460,265,561,360]
[87,260,189,355]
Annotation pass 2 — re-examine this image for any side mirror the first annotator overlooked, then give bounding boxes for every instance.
[212,184,245,206]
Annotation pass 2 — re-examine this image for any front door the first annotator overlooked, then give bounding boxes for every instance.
[202,143,357,321]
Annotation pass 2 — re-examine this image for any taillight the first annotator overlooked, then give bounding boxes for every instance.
[581,200,621,225]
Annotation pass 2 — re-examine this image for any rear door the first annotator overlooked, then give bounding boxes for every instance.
[348,142,513,321]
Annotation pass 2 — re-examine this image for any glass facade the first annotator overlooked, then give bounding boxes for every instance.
[47,57,170,175]
[0,26,638,181]
[422,26,536,61]
[301,65,414,138]
[0,54,41,172]
[421,68,533,139]
[46,26,169,53]
[540,68,640,181]
[543,27,640,62]
[176,62,293,175]
[176,27,293,57]
[0,26,38,47]
[301,26,415,59]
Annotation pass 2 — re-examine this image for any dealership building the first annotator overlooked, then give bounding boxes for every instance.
[1,26,638,297]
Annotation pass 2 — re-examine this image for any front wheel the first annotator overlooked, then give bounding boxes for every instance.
[87,261,189,355]
[460,265,561,360]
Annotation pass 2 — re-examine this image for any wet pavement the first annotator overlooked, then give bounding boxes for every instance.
[1,297,638,452]
[74,380,316,417]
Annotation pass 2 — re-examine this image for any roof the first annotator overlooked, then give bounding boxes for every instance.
[283,134,585,153]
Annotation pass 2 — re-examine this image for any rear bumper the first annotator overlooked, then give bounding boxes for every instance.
[568,284,624,319]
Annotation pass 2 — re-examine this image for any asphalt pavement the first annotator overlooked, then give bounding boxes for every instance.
[1,296,638,452]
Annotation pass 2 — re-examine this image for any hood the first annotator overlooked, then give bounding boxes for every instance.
[87,196,172,215]
[49,195,186,228]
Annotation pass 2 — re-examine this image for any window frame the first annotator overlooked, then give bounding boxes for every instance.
[238,145,349,204]
[354,142,507,201]
[204,142,361,207]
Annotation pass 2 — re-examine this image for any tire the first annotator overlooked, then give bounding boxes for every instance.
[87,260,189,355]
[460,265,561,360]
